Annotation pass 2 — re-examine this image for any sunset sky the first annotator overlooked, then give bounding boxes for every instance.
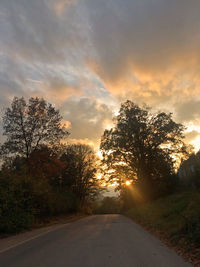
[1,0,200,151]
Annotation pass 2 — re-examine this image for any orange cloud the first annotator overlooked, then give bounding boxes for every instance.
[33,75,83,105]
[62,120,72,129]
[54,0,76,15]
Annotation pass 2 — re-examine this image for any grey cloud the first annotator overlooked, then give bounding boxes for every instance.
[36,74,84,104]
[185,130,200,143]
[86,0,200,80]
[0,56,29,106]
[1,0,200,147]
[2,0,200,100]
[61,97,113,141]
[0,0,95,109]
[175,99,200,122]
[0,0,88,64]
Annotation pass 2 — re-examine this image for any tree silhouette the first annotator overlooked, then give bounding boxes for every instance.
[101,100,187,199]
[60,144,101,206]
[1,97,69,159]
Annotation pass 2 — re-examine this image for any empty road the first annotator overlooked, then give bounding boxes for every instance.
[0,215,191,267]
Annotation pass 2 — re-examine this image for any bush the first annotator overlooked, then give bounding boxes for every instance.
[46,190,78,216]
[0,171,79,234]
[0,174,34,234]
[94,197,120,214]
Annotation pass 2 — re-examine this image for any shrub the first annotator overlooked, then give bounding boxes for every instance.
[0,174,34,234]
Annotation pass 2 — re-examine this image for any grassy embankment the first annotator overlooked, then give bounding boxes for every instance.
[125,191,200,264]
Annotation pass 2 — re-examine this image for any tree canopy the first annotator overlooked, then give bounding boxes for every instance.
[1,97,69,158]
[0,96,102,233]
[100,100,187,199]
[60,144,102,206]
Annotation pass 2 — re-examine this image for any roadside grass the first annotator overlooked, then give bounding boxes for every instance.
[124,191,200,264]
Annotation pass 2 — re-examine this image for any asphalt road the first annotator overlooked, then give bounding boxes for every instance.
[0,215,191,267]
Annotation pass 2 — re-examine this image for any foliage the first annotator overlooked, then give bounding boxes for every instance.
[60,144,102,207]
[27,145,66,187]
[101,100,187,200]
[0,172,34,233]
[0,142,100,234]
[94,197,120,214]
[0,97,104,234]
[178,150,200,189]
[1,97,69,159]
[0,167,78,234]
[125,191,200,248]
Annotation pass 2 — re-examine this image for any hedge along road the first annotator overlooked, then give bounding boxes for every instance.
[0,215,192,267]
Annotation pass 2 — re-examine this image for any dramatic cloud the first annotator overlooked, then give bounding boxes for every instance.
[0,0,86,63]
[175,99,200,123]
[86,1,200,83]
[185,131,200,144]
[1,0,200,149]
[33,75,83,104]
[61,97,113,144]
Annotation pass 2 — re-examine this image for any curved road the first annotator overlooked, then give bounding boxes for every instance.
[0,215,191,267]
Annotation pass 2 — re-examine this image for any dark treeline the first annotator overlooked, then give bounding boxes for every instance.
[94,197,120,214]
[98,100,200,258]
[178,150,200,189]
[1,97,199,235]
[99,100,200,255]
[0,97,101,234]
[100,100,198,210]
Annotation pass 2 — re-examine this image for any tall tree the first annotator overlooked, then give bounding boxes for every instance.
[100,100,187,199]
[178,150,200,188]
[60,144,101,206]
[1,97,69,158]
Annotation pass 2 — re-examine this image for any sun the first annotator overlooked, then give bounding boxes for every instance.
[125,180,131,186]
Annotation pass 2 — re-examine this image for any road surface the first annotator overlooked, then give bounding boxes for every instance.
[0,215,191,267]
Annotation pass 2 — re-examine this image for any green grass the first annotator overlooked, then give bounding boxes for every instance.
[125,191,200,248]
